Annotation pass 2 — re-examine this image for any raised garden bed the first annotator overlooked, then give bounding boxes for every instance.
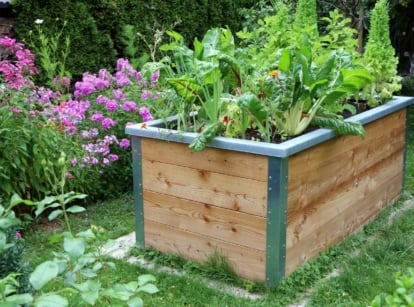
[126,96,414,286]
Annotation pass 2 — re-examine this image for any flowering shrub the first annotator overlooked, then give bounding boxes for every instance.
[0,35,168,200]
[59,58,163,169]
[0,36,82,200]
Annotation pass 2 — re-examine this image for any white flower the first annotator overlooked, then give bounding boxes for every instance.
[34,19,44,25]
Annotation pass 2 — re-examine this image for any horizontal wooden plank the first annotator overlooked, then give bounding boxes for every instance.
[143,190,267,251]
[285,149,404,275]
[141,138,268,181]
[144,219,266,281]
[142,159,268,217]
[288,110,405,212]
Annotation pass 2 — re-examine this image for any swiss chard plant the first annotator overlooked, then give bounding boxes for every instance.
[257,41,374,139]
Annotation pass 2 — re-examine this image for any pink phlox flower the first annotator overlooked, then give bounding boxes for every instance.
[91,112,104,122]
[96,95,109,105]
[139,106,153,122]
[141,90,152,100]
[94,78,110,90]
[115,71,131,87]
[150,70,160,83]
[66,172,73,179]
[101,117,117,130]
[108,154,119,162]
[15,231,22,239]
[116,58,135,75]
[122,100,137,112]
[105,99,119,112]
[135,71,142,82]
[74,81,95,97]
[10,106,22,114]
[71,157,77,166]
[113,89,126,100]
[119,138,130,149]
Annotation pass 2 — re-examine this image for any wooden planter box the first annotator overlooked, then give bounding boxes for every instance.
[126,96,414,286]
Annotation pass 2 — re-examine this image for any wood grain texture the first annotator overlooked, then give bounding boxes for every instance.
[144,219,266,281]
[141,138,268,181]
[143,190,267,251]
[285,109,406,276]
[142,159,268,217]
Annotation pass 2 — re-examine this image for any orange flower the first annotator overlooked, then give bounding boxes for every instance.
[268,70,278,78]
[140,123,147,129]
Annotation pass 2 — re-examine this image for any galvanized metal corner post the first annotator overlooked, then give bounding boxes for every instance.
[265,156,289,287]
[131,136,145,248]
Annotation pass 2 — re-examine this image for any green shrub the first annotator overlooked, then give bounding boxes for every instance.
[0,228,32,294]
[12,0,117,82]
[12,0,256,81]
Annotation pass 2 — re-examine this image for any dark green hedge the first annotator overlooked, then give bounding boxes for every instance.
[12,0,256,81]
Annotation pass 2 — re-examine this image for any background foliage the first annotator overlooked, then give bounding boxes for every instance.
[11,0,256,81]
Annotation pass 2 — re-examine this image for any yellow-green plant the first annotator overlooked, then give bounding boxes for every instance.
[362,0,401,106]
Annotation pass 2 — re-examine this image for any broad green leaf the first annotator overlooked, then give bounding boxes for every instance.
[72,280,101,305]
[0,302,20,307]
[127,297,144,307]
[76,228,95,238]
[237,93,268,122]
[137,274,156,286]
[194,60,221,84]
[48,209,63,221]
[34,294,68,307]
[66,205,86,214]
[316,50,336,80]
[138,284,158,294]
[193,38,203,60]
[9,193,33,208]
[201,28,221,58]
[278,48,291,72]
[342,68,374,89]
[29,261,59,290]
[167,77,202,101]
[63,236,86,260]
[4,293,33,305]
[63,193,88,205]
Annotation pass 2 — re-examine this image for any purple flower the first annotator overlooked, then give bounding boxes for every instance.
[109,154,119,162]
[113,89,126,100]
[122,100,137,112]
[105,99,119,112]
[71,157,77,166]
[91,112,104,122]
[119,138,130,149]
[115,71,131,87]
[96,95,109,104]
[151,70,160,83]
[139,106,153,122]
[141,90,152,100]
[15,231,22,239]
[101,117,117,130]
[74,81,95,97]
[66,172,73,179]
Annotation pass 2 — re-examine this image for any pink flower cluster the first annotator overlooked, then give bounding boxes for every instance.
[54,58,162,167]
[0,37,38,89]
[1,36,164,172]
